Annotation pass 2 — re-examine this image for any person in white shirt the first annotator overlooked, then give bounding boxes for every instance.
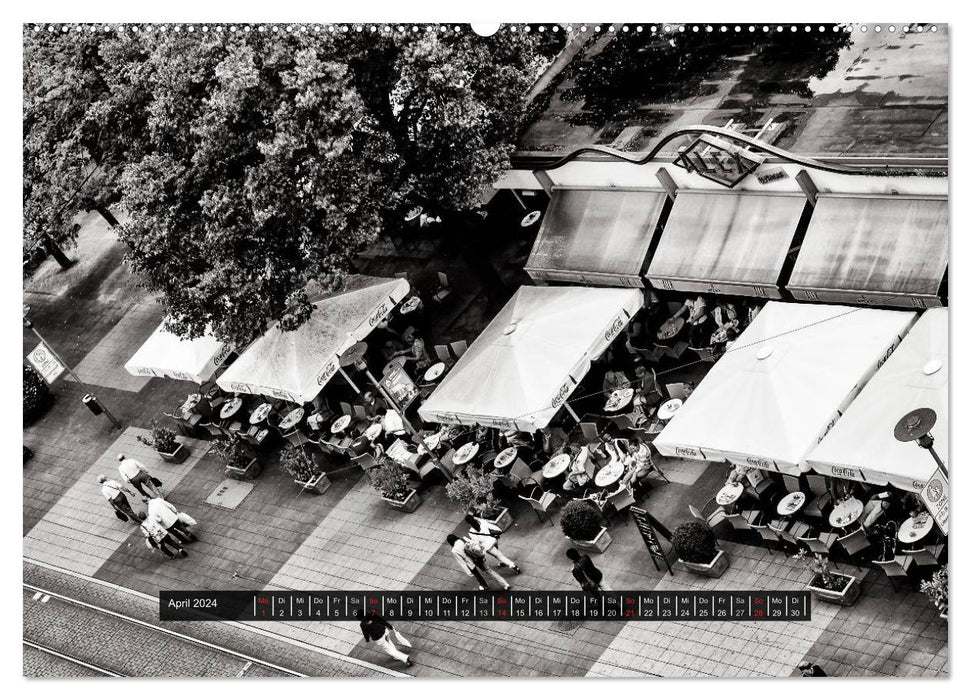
[117,454,162,499]
[147,497,197,544]
[464,514,520,572]
[98,475,145,522]
[140,517,186,559]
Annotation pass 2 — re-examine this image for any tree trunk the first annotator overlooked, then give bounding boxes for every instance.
[44,237,74,271]
[94,205,119,227]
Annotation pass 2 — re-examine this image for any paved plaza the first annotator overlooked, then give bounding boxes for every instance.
[22,213,948,678]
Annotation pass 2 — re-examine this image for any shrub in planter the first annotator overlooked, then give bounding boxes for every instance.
[280,444,329,494]
[445,467,506,522]
[560,499,604,542]
[671,522,718,564]
[367,456,419,511]
[210,434,261,480]
[795,551,861,606]
[136,421,188,463]
[24,365,53,423]
[920,569,947,618]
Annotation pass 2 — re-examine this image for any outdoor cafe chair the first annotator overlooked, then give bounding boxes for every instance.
[284,430,309,448]
[433,344,453,364]
[651,343,673,361]
[202,422,225,438]
[752,523,783,553]
[797,535,839,565]
[352,405,368,420]
[431,271,451,303]
[782,474,802,493]
[802,491,833,519]
[518,481,557,525]
[667,341,690,359]
[507,458,533,485]
[579,422,599,444]
[689,498,727,530]
[901,543,946,568]
[769,519,800,548]
[806,474,831,498]
[836,527,871,559]
[726,512,754,532]
[605,483,637,525]
[690,346,718,363]
[449,340,468,359]
[665,383,690,401]
[872,555,916,592]
[339,401,353,417]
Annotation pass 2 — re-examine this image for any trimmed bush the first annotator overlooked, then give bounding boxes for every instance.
[367,455,412,501]
[560,499,603,541]
[136,421,179,453]
[23,364,52,423]
[280,444,323,482]
[672,522,719,564]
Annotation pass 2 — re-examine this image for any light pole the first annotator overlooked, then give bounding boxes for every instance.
[23,305,122,431]
[893,407,947,476]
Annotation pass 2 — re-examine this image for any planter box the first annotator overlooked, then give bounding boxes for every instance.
[569,527,613,553]
[807,573,861,606]
[482,507,513,531]
[679,549,729,578]
[157,443,189,464]
[384,489,421,513]
[225,457,262,481]
[296,472,330,495]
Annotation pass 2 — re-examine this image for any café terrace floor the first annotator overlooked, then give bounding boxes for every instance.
[22,208,947,678]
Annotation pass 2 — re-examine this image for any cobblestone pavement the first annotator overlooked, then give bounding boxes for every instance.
[23,207,948,678]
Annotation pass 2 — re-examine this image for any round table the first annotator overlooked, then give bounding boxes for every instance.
[657,398,684,421]
[520,210,542,227]
[542,454,572,479]
[383,356,407,375]
[364,423,384,441]
[420,431,443,452]
[249,402,273,425]
[453,442,480,466]
[898,513,935,544]
[494,447,518,469]
[829,498,864,528]
[777,491,807,516]
[278,407,305,431]
[399,296,422,315]
[219,397,243,420]
[716,481,745,506]
[181,393,203,415]
[423,362,446,382]
[605,388,635,413]
[330,415,352,434]
[594,462,626,488]
[657,317,685,341]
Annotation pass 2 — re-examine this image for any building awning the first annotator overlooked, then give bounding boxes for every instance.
[787,194,948,308]
[653,302,918,475]
[645,191,806,299]
[124,321,232,384]
[418,286,643,432]
[216,277,409,404]
[806,308,947,493]
[524,188,667,288]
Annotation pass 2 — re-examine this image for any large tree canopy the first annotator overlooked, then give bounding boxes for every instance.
[23,25,551,345]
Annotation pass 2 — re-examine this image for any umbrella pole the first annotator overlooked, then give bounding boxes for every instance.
[564,402,581,423]
[338,366,362,394]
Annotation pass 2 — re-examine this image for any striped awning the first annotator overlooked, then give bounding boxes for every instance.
[787,194,948,308]
[524,188,667,288]
[646,191,807,299]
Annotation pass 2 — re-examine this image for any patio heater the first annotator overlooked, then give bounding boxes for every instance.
[893,407,947,476]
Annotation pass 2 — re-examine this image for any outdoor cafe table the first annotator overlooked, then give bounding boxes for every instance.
[494,447,518,470]
[423,362,447,383]
[898,513,935,544]
[657,317,685,341]
[399,296,422,315]
[777,491,807,516]
[829,497,864,529]
[542,453,572,479]
[453,442,480,466]
[657,398,684,422]
[330,414,352,434]
[219,397,243,420]
[604,387,635,413]
[181,393,204,417]
[383,356,407,376]
[249,402,274,425]
[278,407,305,432]
[716,481,744,506]
[594,462,626,488]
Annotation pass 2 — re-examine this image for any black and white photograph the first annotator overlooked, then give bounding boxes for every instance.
[17,7,954,685]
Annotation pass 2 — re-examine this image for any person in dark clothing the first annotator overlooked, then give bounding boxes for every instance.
[797,661,827,677]
[566,548,609,592]
[353,609,413,666]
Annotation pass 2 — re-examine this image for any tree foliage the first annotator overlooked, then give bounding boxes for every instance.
[23,26,550,346]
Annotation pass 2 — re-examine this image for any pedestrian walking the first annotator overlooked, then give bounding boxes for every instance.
[446,534,510,590]
[464,514,521,573]
[353,609,413,667]
[566,548,610,592]
[797,661,828,677]
[117,454,163,499]
[98,475,145,522]
[147,497,197,544]
[140,517,187,559]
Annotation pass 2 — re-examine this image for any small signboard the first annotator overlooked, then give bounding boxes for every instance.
[380,365,419,410]
[27,342,65,385]
[919,468,949,535]
[630,507,673,575]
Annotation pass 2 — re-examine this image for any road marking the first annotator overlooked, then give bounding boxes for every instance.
[32,592,42,601]
[24,557,409,677]
[24,640,125,677]
[41,594,50,603]
[237,660,253,677]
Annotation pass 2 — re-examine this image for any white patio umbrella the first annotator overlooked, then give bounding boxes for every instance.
[418,285,643,432]
[653,302,918,475]
[124,321,231,384]
[216,276,410,403]
[806,308,947,492]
